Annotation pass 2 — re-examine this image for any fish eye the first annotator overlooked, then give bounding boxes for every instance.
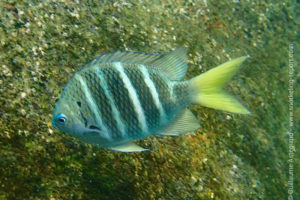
[56,113,67,124]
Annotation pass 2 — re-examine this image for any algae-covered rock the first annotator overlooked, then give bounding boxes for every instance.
[0,0,298,199]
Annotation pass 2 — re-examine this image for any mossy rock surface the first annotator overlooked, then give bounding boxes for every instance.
[0,0,299,199]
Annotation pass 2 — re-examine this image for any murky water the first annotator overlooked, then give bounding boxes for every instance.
[0,0,298,199]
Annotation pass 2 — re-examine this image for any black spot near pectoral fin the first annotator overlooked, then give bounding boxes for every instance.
[88,125,102,131]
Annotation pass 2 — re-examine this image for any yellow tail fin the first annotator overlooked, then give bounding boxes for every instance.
[190,56,250,114]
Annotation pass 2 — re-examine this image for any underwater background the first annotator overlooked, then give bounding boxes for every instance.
[0,0,299,199]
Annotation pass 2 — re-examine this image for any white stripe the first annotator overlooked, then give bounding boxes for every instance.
[95,69,126,137]
[113,62,148,132]
[75,74,110,139]
[139,65,166,122]
[66,103,81,123]
[169,82,176,103]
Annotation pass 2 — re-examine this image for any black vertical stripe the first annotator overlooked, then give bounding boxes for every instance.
[124,65,161,132]
[80,70,122,139]
[67,76,96,126]
[100,66,143,138]
[173,82,190,106]
[149,71,175,118]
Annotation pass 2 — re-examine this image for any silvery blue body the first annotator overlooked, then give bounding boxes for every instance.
[52,47,249,152]
[52,48,197,152]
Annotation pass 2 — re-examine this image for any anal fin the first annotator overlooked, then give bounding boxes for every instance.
[159,109,200,136]
[109,142,148,152]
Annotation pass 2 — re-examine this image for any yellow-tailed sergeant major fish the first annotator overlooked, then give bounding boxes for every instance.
[52,47,250,152]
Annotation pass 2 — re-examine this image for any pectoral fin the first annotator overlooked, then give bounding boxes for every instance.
[109,142,149,152]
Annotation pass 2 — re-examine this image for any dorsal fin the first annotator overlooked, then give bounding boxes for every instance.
[87,47,188,81]
[151,47,188,80]
[91,50,163,66]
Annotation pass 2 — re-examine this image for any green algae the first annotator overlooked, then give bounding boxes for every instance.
[0,0,299,199]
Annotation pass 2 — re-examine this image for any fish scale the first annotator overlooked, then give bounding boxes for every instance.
[100,66,144,138]
[123,65,161,133]
[149,72,175,116]
[81,71,122,139]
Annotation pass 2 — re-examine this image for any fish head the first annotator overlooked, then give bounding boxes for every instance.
[52,97,82,135]
[52,97,110,146]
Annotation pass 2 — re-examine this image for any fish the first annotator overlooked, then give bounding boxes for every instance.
[52,47,250,152]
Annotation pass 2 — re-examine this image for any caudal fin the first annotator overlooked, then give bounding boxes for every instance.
[189,56,250,114]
